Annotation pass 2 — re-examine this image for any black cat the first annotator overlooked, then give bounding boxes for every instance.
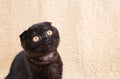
[5,22,63,79]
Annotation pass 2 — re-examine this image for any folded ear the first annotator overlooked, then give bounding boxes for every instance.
[42,22,52,26]
[19,30,28,41]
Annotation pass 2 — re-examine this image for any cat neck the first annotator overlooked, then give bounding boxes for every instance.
[24,50,58,71]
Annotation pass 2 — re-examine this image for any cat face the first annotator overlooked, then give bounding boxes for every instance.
[19,22,60,54]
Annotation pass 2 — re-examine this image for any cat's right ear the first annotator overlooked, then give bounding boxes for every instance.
[19,30,28,41]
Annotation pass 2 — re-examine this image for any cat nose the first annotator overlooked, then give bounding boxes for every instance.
[43,38,49,42]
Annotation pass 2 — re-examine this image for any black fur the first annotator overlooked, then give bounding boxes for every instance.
[5,22,63,79]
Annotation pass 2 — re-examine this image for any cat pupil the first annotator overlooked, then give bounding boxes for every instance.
[47,30,52,35]
[32,36,39,42]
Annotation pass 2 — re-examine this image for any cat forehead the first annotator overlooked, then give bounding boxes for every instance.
[29,24,52,31]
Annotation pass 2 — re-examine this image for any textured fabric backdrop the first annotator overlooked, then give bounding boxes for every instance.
[0,0,120,79]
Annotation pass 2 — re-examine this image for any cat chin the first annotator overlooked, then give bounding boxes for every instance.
[24,49,54,58]
[24,51,45,57]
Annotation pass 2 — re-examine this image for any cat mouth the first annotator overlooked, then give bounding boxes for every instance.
[25,45,50,53]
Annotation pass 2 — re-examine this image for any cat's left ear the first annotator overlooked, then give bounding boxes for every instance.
[19,30,28,41]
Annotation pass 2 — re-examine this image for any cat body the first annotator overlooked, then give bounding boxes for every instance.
[5,22,63,79]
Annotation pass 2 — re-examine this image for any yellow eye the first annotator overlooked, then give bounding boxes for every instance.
[47,30,52,36]
[32,36,39,42]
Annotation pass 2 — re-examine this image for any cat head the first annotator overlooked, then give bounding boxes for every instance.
[19,22,60,55]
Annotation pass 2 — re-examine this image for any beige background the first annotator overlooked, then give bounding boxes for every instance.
[0,0,120,79]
